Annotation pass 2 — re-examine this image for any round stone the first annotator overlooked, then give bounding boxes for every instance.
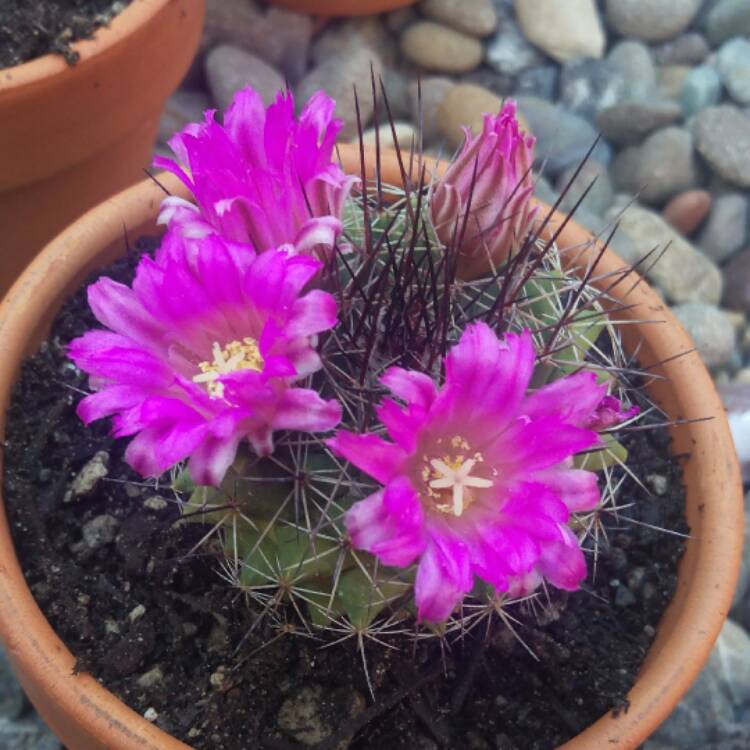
[605,0,702,42]
[437,84,510,149]
[680,65,722,117]
[658,65,691,101]
[662,189,712,236]
[607,40,657,100]
[723,248,750,312]
[672,303,736,367]
[514,0,606,63]
[716,37,750,105]
[697,193,749,263]
[596,100,681,146]
[516,96,611,177]
[693,106,750,188]
[419,0,498,38]
[605,202,722,304]
[400,21,483,73]
[296,47,382,141]
[652,33,710,66]
[409,77,455,145]
[205,46,285,111]
[362,122,418,150]
[515,66,559,100]
[612,127,700,206]
[706,0,750,46]
[158,90,211,145]
[559,58,626,120]
[555,160,615,217]
[485,17,544,76]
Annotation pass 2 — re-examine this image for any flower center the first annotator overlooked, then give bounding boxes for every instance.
[192,338,263,399]
[420,436,494,517]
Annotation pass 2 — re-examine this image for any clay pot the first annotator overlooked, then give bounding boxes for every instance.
[0,0,205,297]
[0,146,742,749]
[269,0,417,17]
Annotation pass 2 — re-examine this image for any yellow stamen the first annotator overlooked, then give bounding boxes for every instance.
[192,338,263,399]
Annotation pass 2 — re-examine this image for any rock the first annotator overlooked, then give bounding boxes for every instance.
[312,17,396,68]
[662,189,712,235]
[203,1,312,83]
[706,0,750,45]
[515,66,558,100]
[604,0,702,42]
[362,122,418,150]
[485,17,544,76]
[693,106,750,188]
[657,65,691,101]
[64,451,109,503]
[385,7,417,33]
[650,623,745,747]
[697,193,749,263]
[297,48,382,141]
[514,0,606,63]
[420,0,498,38]
[516,96,611,177]
[680,65,722,117]
[82,514,119,550]
[437,84,505,149]
[400,22,483,73]
[0,647,24,720]
[136,665,164,689]
[607,40,657,100]
[459,66,514,97]
[596,100,682,146]
[605,202,722,304]
[409,77,454,145]
[672,303,736,367]
[720,382,750,480]
[559,58,625,120]
[716,37,750,105]
[555,160,615,217]
[0,715,62,750]
[158,90,210,144]
[723,248,750,311]
[277,684,366,748]
[205,46,284,111]
[143,495,169,511]
[612,127,700,206]
[652,33,710,65]
[380,68,412,120]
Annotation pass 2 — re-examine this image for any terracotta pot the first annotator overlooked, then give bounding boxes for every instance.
[0,0,205,298]
[268,0,417,17]
[0,146,742,749]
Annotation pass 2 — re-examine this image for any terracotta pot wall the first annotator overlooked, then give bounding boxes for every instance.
[0,145,742,749]
[0,0,205,297]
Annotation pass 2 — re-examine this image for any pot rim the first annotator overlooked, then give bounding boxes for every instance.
[0,147,742,750]
[0,0,173,89]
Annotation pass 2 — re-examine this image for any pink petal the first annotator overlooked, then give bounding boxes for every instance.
[415,534,473,622]
[346,477,426,567]
[523,371,607,428]
[535,524,587,591]
[326,431,407,485]
[532,467,601,512]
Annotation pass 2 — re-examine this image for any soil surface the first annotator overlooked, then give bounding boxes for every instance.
[3,242,688,750]
[0,0,132,68]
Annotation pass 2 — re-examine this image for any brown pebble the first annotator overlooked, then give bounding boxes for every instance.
[662,189,712,236]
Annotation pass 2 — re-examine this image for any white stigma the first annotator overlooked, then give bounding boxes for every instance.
[428,457,493,517]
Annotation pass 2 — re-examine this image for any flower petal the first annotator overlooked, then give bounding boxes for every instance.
[326,431,407,484]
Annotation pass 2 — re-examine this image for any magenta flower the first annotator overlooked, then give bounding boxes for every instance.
[327,323,632,622]
[69,230,342,486]
[155,86,358,259]
[431,100,536,279]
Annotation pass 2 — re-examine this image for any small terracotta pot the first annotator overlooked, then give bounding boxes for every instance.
[268,0,417,17]
[0,0,205,298]
[0,146,742,749]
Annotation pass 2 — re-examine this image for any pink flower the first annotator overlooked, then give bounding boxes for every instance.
[155,86,358,259]
[431,100,536,279]
[327,323,631,622]
[69,230,342,486]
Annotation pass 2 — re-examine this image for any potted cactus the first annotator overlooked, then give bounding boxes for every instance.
[0,86,742,750]
[0,0,205,296]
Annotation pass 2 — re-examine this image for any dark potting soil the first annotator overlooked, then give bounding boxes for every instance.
[0,0,132,68]
[3,241,688,750]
